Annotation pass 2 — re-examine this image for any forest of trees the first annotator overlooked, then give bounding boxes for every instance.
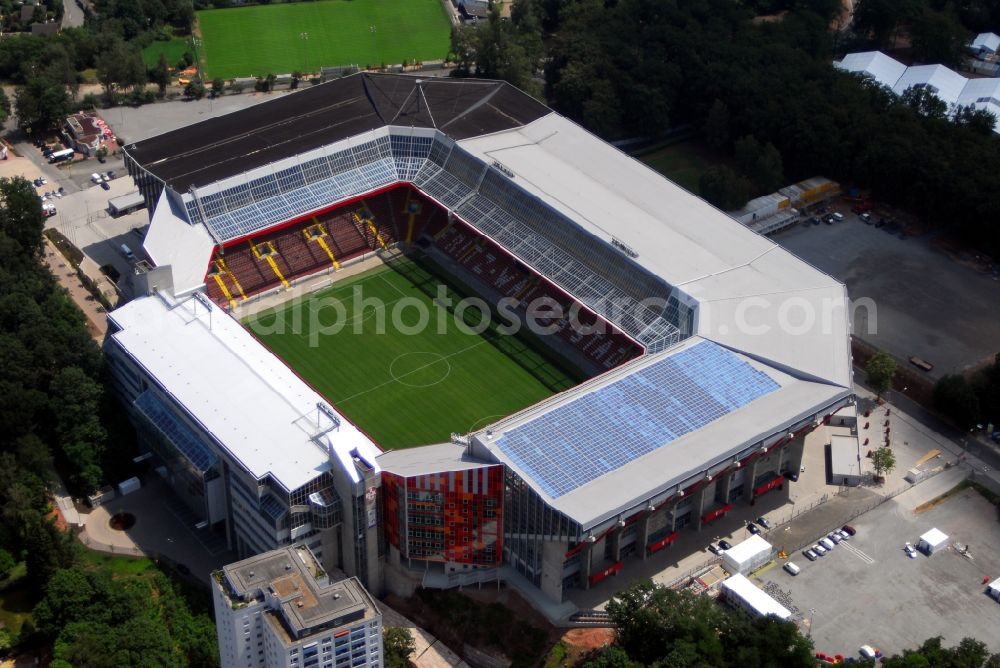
[451,0,1000,255]
[0,177,217,664]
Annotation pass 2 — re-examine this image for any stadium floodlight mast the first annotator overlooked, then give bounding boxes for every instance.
[369,25,377,69]
[300,32,309,74]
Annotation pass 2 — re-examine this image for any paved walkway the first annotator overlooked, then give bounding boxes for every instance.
[42,237,108,342]
[379,605,470,668]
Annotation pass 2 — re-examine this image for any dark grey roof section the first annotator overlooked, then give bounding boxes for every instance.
[126,73,551,193]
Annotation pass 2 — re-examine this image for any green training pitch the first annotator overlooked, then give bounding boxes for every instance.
[246,257,577,449]
[196,0,452,80]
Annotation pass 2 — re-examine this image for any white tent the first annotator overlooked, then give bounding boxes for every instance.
[723,534,774,575]
[918,528,949,555]
[971,32,1000,54]
[721,573,791,620]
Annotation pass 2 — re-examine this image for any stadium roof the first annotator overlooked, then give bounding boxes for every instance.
[457,113,852,387]
[377,443,495,477]
[125,73,853,528]
[108,292,381,492]
[473,337,850,530]
[125,73,549,194]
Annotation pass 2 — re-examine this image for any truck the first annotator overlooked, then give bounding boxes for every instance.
[48,148,74,164]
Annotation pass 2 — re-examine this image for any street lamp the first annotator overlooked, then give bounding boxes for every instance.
[300,32,309,74]
[808,608,816,637]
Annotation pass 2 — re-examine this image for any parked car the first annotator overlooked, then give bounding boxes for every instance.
[832,212,845,222]
[784,471,799,482]
[828,532,842,544]
[100,181,110,191]
[909,356,934,372]
[813,544,827,556]
[842,524,857,536]
[747,523,761,535]
[837,529,850,541]
[91,172,102,184]
[719,540,733,551]
[802,548,818,561]
[708,543,723,556]
[860,213,872,223]
[106,170,116,179]
[819,537,835,551]
[756,516,771,530]
[783,562,801,576]
[904,542,917,558]
[810,217,821,225]
[823,215,834,225]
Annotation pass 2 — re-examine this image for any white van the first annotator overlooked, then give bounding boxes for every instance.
[832,212,844,222]
[120,243,136,261]
[783,562,800,576]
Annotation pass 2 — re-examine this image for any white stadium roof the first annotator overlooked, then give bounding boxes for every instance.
[109,293,381,492]
[457,114,851,387]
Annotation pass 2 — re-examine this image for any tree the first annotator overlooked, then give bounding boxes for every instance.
[184,80,206,99]
[933,374,981,428]
[901,86,949,120]
[0,177,45,257]
[871,446,896,479]
[954,105,997,136]
[704,99,730,152]
[866,351,896,400]
[584,646,643,668]
[211,77,225,97]
[13,74,72,133]
[910,8,968,68]
[151,51,169,94]
[0,88,10,125]
[383,627,416,668]
[699,166,751,210]
[0,547,14,580]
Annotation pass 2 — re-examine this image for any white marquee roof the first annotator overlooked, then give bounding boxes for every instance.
[835,51,907,89]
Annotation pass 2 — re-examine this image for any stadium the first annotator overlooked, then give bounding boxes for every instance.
[106,73,852,612]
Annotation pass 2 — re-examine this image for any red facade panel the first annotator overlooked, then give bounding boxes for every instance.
[381,465,504,567]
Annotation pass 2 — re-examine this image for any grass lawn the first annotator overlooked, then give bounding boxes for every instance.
[79,550,157,577]
[196,0,451,80]
[247,257,576,449]
[635,139,725,195]
[142,36,192,69]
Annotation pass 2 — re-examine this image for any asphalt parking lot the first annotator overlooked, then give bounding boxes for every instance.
[758,481,1000,657]
[773,212,1000,379]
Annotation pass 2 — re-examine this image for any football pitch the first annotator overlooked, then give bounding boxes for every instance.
[196,0,452,80]
[246,257,577,449]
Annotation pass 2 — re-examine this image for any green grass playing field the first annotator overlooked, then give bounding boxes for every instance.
[142,36,192,69]
[196,0,452,80]
[246,257,577,449]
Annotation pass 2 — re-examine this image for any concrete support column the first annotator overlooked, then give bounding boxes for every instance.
[786,436,806,478]
[609,525,622,563]
[743,458,761,500]
[639,514,652,560]
[694,484,709,531]
[579,541,594,590]
[719,471,733,505]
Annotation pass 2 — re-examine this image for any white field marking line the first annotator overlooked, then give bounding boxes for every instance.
[840,540,875,564]
[381,273,410,299]
[334,339,489,406]
[251,268,395,320]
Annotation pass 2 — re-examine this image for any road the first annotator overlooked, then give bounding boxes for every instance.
[62,0,85,27]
